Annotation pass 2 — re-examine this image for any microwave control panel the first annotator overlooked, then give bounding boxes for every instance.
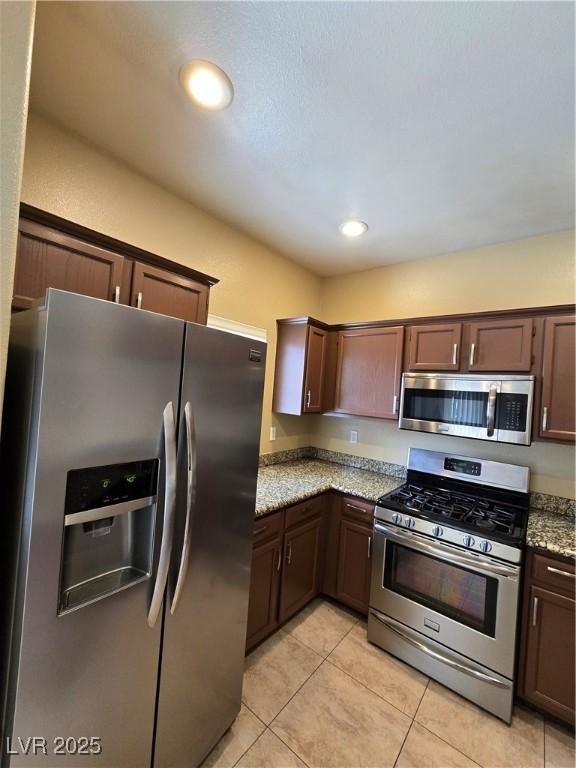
[496,393,528,432]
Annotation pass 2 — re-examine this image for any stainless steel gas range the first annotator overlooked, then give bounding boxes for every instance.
[367,448,530,723]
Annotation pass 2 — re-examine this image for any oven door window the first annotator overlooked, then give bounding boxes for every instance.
[403,389,489,428]
[384,541,498,636]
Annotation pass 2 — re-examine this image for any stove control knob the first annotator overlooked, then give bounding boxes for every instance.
[404,517,415,529]
[432,526,443,537]
[391,513,402,525]
[463,535,475,548]
[479,540,492,553]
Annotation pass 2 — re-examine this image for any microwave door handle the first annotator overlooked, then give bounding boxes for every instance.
[170,401,196,615]
[148,402,177,627]
[486,384,498,437]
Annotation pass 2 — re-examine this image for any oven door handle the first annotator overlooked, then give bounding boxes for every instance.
[370,610,511,689]
[373,522,518,578]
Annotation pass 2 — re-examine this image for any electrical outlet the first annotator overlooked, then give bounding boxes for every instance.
[350,430,358,444]
[270,426,277,441]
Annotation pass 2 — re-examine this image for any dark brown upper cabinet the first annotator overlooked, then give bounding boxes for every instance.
[14,205,217,323]
[467,318,533,372]
[272,319,328,415]
[333,326,404,418]
[407,323,462,371]
[303,326,327,413]
[539,315,576,441]
[130,263,209,324]
[14,219,126,310]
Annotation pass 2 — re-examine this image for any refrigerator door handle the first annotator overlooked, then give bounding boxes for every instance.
[148,401,177,627]
[170,401,196,615]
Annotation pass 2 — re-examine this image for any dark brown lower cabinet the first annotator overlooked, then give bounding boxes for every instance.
[279,516,322,623]
[336,519,373,614]
[518,550,575,725]
[245,536,282,651]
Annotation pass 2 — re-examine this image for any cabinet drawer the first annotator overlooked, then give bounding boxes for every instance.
[285,496,324,529]
[531,552,575,596]
[341,496,374,525]
[253,510,284,545]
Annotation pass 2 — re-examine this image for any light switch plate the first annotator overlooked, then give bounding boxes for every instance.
[350,430,358,444]
[270,426,277,441]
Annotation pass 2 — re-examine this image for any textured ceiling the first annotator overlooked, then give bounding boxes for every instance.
[29,1,574,276]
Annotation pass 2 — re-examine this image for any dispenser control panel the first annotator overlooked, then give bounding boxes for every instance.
[65,459,159,514]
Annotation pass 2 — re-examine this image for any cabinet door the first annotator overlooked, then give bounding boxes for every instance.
[246,536,282,651]
[131,262,209,323]
[522,585,575,724]
[467,318,533,372]
[13,219,125,310]
[408,323,462,371]
[303,326,327,413]
[334,326,404,418]
[540,315,576,441]
[336,520,372,614]
[279,517,322,623]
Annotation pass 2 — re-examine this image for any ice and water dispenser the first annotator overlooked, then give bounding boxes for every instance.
[58,459,159,614]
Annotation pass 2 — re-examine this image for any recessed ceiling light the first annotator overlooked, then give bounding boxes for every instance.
[179,60,234,111]
[340,220,368,238]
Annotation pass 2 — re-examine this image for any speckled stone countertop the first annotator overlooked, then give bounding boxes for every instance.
[255,460,401,516]
[256,459,576,560]
[526,507,575,560]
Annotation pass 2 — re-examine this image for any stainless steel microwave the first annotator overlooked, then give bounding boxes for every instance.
[399,373,535,445]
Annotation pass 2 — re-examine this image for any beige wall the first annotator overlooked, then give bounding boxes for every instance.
[0,1,36,425]
[17,113,576,496]
[321,231,576,324]
[310,416,575,498]
[20,113,322,453]
[316,233,576,497]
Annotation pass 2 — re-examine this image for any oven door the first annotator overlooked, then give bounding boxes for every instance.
[370,522,520,677]
[399,375,501,441]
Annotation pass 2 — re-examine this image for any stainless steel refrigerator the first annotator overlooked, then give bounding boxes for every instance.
[0,289,266,767]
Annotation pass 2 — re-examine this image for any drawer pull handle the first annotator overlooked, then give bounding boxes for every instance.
[546,566,575,579]
[286,543,292,565]
[254,525,268,536]
[452,343,458,366]
[113,285,120,303]
[542,406,548,433]
[367,536,372,559]
[305,390,311,409]
[346,504,368,514]
[532,596,539,627]
[275,548,282,571]
[469,343,476,367]
[136,291,143,309]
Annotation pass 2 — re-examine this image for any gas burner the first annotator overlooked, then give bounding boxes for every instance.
[381,478,526,544]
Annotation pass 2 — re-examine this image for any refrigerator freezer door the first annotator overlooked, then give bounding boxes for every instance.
[154,324,266,768]
[2,290,184,767]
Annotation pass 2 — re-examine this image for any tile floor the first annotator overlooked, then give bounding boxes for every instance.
[202,599,575,768]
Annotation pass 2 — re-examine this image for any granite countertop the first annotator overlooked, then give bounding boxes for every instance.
[526,507,575,560]
[255,459,402,516]
[256,458,576,560]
